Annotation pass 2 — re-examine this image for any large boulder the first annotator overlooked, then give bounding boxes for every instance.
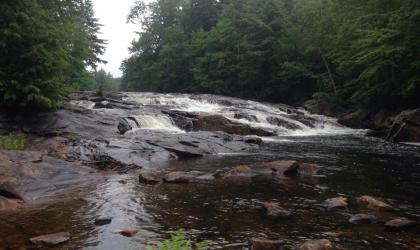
[338,109,373,129]
[192,115,276,136]
[303,99,342,117]
[386,109,420,142]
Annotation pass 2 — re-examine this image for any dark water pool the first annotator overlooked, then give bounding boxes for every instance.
[1,135,420,249]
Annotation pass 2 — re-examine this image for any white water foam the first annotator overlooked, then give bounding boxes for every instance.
[124,92,363,136]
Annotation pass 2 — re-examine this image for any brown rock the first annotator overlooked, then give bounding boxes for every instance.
[248,238,283,250]
[297,163,321,176]
[349,214,377,224]
[117,229,139,237]
[30,232,70,246]
[386,109,420,142]
[163,172,192,183]
[298,239,334,250]
[385,217,417,230]
[357,196,393,211]
[263,202,291,218]
[253,160,299,176]
[324,197,348,210]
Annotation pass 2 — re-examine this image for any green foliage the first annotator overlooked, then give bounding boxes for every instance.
[146,230,210,250]
[122,0,420,109]
[0,134,26,150]
[0,0,106,112]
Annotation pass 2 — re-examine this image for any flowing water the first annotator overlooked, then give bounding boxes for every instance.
[1,93,420,249]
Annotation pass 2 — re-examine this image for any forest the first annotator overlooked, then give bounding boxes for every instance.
[122,0,420,109]
[0,0,108,111]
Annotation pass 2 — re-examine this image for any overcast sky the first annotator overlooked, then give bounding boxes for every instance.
[92,0,139,77]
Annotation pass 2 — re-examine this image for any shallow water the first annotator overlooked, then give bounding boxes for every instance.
[1,135,419,249]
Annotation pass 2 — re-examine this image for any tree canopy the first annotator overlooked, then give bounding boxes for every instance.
[122,0,420,109]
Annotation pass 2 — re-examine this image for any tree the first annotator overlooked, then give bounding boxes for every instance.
[0,0,106,112]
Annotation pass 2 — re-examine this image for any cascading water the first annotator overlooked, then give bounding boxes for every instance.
[122,92,361,136]
[125,115,184,133]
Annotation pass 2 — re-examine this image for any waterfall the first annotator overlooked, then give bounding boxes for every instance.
[123,92,358,136]
[127,115,183,133]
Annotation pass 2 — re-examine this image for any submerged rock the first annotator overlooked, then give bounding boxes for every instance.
[263,202,291,218]
[117,229,139,237]
[222,165,256,179]
[298,239,334,250]
[30,232,70,246]
[349,214,377,224]
[94,217,113,226]
[324,197,348,210]
[248,238,283,250]
[385,217,417,231]
[266,116,301,130]
[163,172,193,183]
[357,196,393,211]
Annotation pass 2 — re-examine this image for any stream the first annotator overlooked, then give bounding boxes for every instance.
[0,93,419,249]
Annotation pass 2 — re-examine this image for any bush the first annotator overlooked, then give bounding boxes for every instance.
[147,229,210,250]
[0,134,26,150]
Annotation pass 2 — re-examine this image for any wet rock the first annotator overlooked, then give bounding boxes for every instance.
[357,196,393,211]
[349,214,377,224]
[324,197,348,210]
[386,109,420,142]
[139,173,161,184]
[244,136,263,145]
[163,172,192,183]
[298,239,334,250]
[30,232,70,246]
[297,163,321,176]
[161,110,195,131]
[117,229,139,237]
[94,217,113,226]
[248,238,283,250]
[385,217,417,231]
[234,112,258,122]
[263,202,291,218]
[253,160,300,176]
[192,115,275,136]
[117,118,132,134]
[266,116,301,130]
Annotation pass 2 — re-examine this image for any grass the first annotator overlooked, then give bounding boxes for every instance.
[0,134,26,150]
[147,229,210,250]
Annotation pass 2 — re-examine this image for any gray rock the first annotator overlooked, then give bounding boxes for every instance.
[30,232,70,246]
[298,239,334,250]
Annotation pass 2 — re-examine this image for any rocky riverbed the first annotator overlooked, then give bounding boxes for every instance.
[0,92,419,249]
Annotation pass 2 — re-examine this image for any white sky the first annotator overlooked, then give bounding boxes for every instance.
[92,0,139,77]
